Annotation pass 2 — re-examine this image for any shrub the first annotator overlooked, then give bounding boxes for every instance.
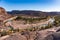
[0,31,7,36]
[40,27,45,30]
[8,25,14,31]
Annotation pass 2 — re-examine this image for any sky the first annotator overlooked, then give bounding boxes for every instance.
[0,0,60,12]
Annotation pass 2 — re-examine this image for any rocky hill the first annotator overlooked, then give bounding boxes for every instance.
[0,7,12,21]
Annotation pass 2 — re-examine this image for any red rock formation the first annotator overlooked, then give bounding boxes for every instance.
[0,7,7,15]
[0,7,12,21]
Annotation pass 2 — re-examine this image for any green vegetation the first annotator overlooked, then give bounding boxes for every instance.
[54,15,60,26]
[16,16,47,23]
[0,30,7,36]
[8,25,14,31]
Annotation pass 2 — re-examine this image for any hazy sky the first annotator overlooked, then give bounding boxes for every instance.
[0,0,60,12]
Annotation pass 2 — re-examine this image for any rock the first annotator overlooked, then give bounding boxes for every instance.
[44,34,54,40]
[56,28,60,32]
[0,7,12,21]
[44,32,60,40]
[0,7,7,15]
[1,33,27,40]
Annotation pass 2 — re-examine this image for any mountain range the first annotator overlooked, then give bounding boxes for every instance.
[7,10,60,17]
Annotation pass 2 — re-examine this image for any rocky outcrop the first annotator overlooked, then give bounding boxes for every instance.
[0,27,60,40]
[0,7,7,15]
[44,32,60,40]
[0,33,27,40]
[43,28,60,40]
[0,7,12,21]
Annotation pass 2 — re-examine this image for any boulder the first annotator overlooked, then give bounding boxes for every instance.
[44,32,60,40]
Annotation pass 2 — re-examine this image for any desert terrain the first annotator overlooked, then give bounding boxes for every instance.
[0,7,60,40]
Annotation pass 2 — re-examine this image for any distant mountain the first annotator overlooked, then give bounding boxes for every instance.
[7,10,60,17]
